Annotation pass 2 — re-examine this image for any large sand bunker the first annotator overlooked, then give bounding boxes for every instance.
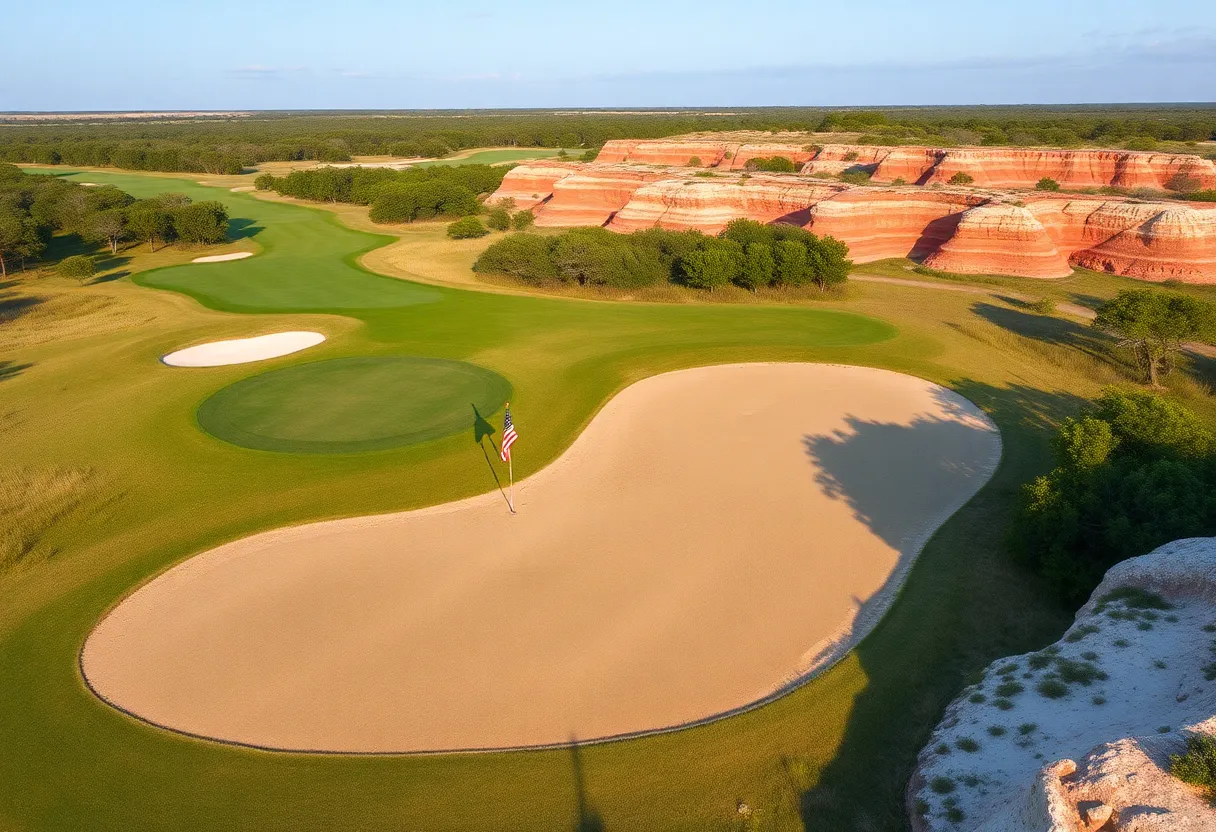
[82,363,1001,753]
[162,331,325,367]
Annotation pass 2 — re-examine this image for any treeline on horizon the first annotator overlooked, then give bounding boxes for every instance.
[0,105,1214,174]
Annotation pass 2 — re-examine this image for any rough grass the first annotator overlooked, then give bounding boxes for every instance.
[1170,734,1216,798]
[0,467,95,568]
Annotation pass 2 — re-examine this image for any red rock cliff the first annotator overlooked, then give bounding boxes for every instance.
[921,203,1074,278]
[806,189,988,261]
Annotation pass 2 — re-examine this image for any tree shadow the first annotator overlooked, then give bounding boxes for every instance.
[970,301,1117,362]
[0,292,44,322]
[796,378,1084,830]
[569,738,605,832]
[1067,292,1106,312]
[0,361,32,382]
[227,218,264,241]
[472,404,512,511]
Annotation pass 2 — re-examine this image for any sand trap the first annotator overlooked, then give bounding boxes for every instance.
[191,251,254,264]
[162,332,325,367]
[82,363,1001,753]
[230,186,255,192]
[80,182,100,187]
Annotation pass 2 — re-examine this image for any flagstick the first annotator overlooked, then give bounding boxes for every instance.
[508,453,516,514]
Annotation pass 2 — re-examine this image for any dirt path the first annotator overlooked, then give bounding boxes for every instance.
[81,364,1001,753]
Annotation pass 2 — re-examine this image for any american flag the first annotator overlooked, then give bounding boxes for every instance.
[500,404,518,462]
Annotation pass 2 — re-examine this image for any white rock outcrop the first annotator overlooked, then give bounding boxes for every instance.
[911,538,1216,831]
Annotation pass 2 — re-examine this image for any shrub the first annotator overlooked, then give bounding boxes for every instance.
[1102,586,1173,610]
[511,209,535,231]
[253,173,275,191]
[995,681,1025,697]
[552,227,667,289]
[57,254,95,282]
[172,201,229,244]
[948,172,974,185]
[969,692,986,704]
[1037,678,1069,699]
[987,725,1007,737]
[744,156,797,173]
[370,180,479,224]
[1030,297,1056,315]
[446,216,489,239]
[840,169,872,185]
[1018,723,1037,735]
[1035,177,1061,191]
[1124,136,1158,152]
[842,151,859,162]
[486,206,511,231]
[993,698,1015,710]
[929,776,956,794]
[687,156,702,168]
[473,233,556,283]
[955,737,980,752]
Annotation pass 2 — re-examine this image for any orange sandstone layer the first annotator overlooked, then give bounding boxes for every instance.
[921,204,1073,278]
[806,189,988,262]
[489,162,582,209]
[608,177,843,234]
[533,168,671,227]
[1073,206,1216,282]
[595,139,735,167]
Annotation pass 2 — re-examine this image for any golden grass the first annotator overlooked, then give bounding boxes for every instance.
[0,467,96,569]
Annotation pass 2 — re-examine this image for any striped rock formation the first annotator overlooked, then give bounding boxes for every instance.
[490,162,582,209]
[607,177,843,234]
[1072,205,1216,282]
[806,189,988,261]
[921,204,1073,278]
[532,167,672,227]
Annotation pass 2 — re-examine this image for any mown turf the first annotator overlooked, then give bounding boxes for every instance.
[197,355,513,453]
[3,167,1177,832]
[411,147,583,167]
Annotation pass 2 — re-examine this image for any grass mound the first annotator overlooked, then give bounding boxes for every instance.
[197,356,512,453]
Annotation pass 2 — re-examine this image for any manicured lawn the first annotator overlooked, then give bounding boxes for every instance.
[3,167,1179,831]
[412,147,584,167]
[198,355,514,453]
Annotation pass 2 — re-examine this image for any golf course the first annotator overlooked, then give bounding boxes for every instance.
[4,165,1203,831]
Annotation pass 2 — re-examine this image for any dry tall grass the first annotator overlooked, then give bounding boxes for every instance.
[0,467,96,568]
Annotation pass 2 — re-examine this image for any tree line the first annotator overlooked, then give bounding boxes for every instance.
[0,164,229,276]
[0,106,1212,174]
[254,164,509,224]
[473,219,851,293]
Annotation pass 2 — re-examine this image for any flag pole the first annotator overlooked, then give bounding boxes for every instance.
[509,452,515,514]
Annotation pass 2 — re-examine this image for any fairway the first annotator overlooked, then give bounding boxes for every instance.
[412,148,583,167]
[197,356,513,453]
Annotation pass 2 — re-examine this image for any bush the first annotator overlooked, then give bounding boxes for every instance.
[172,201,229,244]
[473,233,557,283]
[1036,679,1069,699]
[57,254,95,282]
[1170,734,1216,796]
[550,227,666,288]
[840,169,872,185]
[744,156,797,173]
[253,173,275,191]
[1124,136,1158,151]
[687,156,702,168]
[370,180,479,224]
[446,216,489,239]
[486,206,511,231]
[1035,177,1061,191]
[948,172,974,186]
[511,209,535,231]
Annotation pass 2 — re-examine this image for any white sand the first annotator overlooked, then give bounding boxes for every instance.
[913,537,1216,831]
[229,185,256,192]
[80,182,100,187]
[82,363,1001,753]
[191,251,254,263]
[161,331,325,367]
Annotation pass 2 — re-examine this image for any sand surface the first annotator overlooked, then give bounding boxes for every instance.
[192,251,254,263]
[82,363,1001,752]
[162,331,325,367]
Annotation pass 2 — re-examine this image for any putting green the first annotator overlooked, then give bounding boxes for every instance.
[196,356,512,453]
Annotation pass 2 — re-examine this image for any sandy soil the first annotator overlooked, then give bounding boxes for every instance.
[191,251,254,263]
[162,331,326,367]
[82,363,1001,753]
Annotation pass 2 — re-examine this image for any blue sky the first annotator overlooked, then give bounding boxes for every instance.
[3,0,1214,110]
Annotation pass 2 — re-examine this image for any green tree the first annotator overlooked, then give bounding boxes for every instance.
[511,209,535,231]
[447,216,489,239]
[808,236,852,292]
[473,233,557,283]
[773,239,811,286]
[948,172,974,185]
[1035,177,1061,191]
[125,200,172,251]
[84,208,128,255]
[720,218,773,249]
[1093,289,1216,386]
[678,239,742,291]
[172,201,229,244]
[254,173,276,191]
[735,243,775,292]
[0,211,30,277]
[486,206,511,231]
[57,254,95,283]
[687,156,702,168]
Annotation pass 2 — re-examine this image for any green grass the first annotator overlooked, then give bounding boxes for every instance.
[412,148,584,168]
[197,355,513,453]
[4,166,1188,831]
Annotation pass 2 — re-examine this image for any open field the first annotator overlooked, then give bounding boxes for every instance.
[4,167,1214,830]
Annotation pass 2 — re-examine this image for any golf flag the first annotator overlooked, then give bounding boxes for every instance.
[500,404,518,462]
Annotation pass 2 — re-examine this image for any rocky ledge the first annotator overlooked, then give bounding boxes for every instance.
[910,537,1216,831]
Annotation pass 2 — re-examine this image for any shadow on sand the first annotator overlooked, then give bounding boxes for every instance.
[472,404,513,511]
[795,379,1081,830]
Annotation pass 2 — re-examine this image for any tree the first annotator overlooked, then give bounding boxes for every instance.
[1093,289,1216,386]
[58,254,95,283]
[773,239,811,286]
[125,200,172,251]
[486,206,511,231]
[254,173,276,191]
[1035,177,1060,191]
[687,156,702,168]
[172,201,229,244]
[678,239,742,291]
[511,209,535,231]
[85,208,128,254]
[0,212,27,277]
[735,243,775,292]
[473,233,557,283]
[447,216,489,239]
[808,236,852,291]
[948,172,974,185]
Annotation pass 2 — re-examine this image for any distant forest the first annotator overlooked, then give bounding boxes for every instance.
[1,105,1214,174]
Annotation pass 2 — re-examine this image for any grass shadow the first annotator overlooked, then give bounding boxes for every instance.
[569,739,605,832]
[970,301,1115,361]
[227,218,264,241]
[472,404,512,511]
[0,361,32,382]
[0,292,44,322]
[796,379,1082,830]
